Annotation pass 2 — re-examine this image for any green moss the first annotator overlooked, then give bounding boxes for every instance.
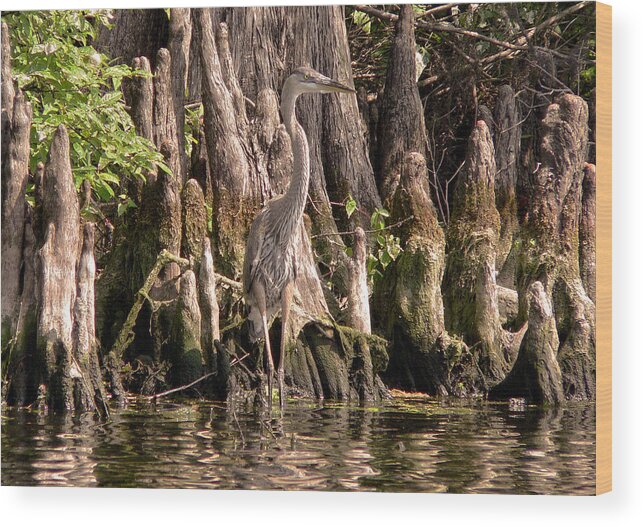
[304,324,349,399]
[181,180,207,262]
[334,323,389,374]
[212,191,260,278]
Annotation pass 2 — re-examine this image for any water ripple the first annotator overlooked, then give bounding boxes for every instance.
[1,398,595,494]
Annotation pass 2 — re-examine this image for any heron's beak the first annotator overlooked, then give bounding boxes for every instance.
[317,77,355,94]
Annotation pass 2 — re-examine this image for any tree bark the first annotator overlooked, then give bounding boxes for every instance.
[190,126,212,204]
[154,48,183,183]
[346,227,377,401]
[517,94,595,400]
[128,57,154,144]
[37,126,80,411]
[2,55,32,340]
[166,270,203,386]
[198,238,220,376]
[347,227,371,335]
[34,126,103,412]
[96,9,169,70]
[194,10,263,277]
[580,163,596,303]
[6,209,37,406]
[168,8,191,184]
[181,178,207,263]
[493,85,521,286]
[1,22,15,125]
[443,121,511,381]
[490,281,564,404]
[375,5,428,203]
[96,51,184,355]
[72,223,109,416]
[124,56,154,203]
[373,152,449,394]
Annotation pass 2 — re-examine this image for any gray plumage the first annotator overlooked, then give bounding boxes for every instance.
[242,66,354,406]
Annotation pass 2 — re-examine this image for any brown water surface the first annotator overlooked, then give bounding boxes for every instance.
[1,397,595,494]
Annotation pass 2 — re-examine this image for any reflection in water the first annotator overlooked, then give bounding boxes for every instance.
[1,398,595,494]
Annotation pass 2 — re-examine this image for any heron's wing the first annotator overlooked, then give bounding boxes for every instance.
[242,209,267,295]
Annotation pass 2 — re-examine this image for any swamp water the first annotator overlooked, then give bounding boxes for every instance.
[1,397,595,494]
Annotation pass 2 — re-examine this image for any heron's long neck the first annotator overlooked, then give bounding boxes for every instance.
[280,87,310,227]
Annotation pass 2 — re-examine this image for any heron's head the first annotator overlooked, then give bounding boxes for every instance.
[285,66,355,95]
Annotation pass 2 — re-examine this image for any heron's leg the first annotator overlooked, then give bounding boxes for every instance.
[278,281,294,409]
[262,313,274,406]
[251,281,274,406]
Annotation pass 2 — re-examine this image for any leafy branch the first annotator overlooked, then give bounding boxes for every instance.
[2,10,163,203]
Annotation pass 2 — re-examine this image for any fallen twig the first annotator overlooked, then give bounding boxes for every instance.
[149,371,218,400]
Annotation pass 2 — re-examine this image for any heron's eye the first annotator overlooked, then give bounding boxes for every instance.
[304,74,310,80]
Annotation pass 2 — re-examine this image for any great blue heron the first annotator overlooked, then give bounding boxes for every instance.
[243,66,354,407]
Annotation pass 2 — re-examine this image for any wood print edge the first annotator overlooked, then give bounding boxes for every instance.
[595,0,612,496]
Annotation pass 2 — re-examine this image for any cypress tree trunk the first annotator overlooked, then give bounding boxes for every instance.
[373,152,450,394]
[166,270,203,386]
[6,209,37,406]
[96,9,169,70]
[198,238,220,376]
[346,227,379,401]
[1,23,32,343]
[490,281,564,404]
[181,179,208,263]
[493,85,521,287]
[73,223,109,416]
[194,10,264,277]
[168,8,191,184]
[375,5,428,203]
[1,22,15,127]
[442,122,509,381]
[154,49,184,184]
[580,163,596,303]
[517,94,595,400]
[34,126,105,412]
[96,48,183,356]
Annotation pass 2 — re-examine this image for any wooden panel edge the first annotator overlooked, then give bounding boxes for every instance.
[595,0,612,496]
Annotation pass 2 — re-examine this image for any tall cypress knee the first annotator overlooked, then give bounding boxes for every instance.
[376,5,427,203]
[517,94,594,400]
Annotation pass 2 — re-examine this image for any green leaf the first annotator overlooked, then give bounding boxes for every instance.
[157,161,172,176]
[376,207,390,218]
[345,195,357,218]
[370,211,379,229]
[95,181,114,201]
[389,240,402,260]
[117,197,136,217]
[367,253,378,272]
[99,171,120,184]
